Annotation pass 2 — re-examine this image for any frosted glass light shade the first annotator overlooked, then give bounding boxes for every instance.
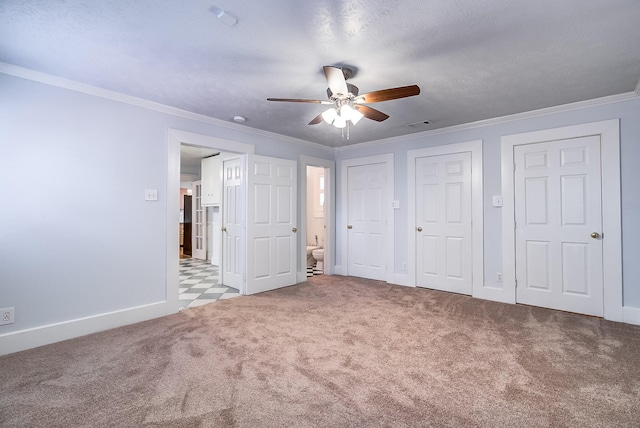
[321,108,337,124]
[333,115,346,128]
[350,107,364,125]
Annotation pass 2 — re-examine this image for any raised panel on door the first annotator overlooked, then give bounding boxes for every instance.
[514,136,603,316]
[222,158,243,290]
[246,154,297,295]
[347,163,387,280]
[416,152,472,295]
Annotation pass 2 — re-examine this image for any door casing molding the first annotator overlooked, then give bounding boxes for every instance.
[500,119,622,321]
[167,129,254,313]
[407,140,485,297]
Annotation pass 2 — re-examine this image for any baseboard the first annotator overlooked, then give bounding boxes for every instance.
[0,301,170,356]
[334,265,346,276]
[622,306,640,326]
[472,286,516,304]
[388,273,414,287]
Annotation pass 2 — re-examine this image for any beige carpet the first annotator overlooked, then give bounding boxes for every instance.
[1,275,639,427]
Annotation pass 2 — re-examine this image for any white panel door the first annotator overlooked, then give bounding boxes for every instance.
[246,154,297,294]
[191,180,207,260]
[347,163,386,280]
[222,158,243,290]
[415,152,472,294]
[514,136,603,316]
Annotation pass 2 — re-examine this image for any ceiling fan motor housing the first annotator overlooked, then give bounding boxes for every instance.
[327,83,359,100]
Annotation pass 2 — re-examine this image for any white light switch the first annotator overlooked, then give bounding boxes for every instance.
[392,200,400,209]
[492,195,503,207]
[145,189,158,201]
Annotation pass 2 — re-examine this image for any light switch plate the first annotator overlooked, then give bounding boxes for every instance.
[392,200,400,209]
[492,195,503,207]
[145,189,158,201]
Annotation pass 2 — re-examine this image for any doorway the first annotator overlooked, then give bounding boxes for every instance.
[300,155,336,280]
[340,154,394,281]
[502,120,622,319]
[407,140,484,296]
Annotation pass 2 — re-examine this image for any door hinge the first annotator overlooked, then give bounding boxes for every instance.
[514,220,517,229]
[513,162,516,172]
[515,279,518,288]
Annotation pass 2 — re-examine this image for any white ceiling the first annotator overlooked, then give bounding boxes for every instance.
[2,0,639,147]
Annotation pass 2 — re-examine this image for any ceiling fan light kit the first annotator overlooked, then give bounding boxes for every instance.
[267,65,420,139]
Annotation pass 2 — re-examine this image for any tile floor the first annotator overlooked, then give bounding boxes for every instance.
[179,258,241,310]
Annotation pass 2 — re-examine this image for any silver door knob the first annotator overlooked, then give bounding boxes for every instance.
[417,227,423,232]
[347,225,353,229]
[292,227,297,233]
[591,232,600,239]
[221,227,227,232]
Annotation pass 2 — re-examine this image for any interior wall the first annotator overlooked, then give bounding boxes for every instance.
[0,72,333,350]
[335,96,640,310]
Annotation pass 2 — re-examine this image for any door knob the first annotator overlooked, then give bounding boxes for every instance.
[417,227,423,232]
[347,225,353,229]
[292,227,297,233]
[221,227,227,232]
[591,232,600,239]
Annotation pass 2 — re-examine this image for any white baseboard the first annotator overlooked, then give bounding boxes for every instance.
[622,306,640,326]
[0,301,171,356]
[472,285,516,304]
[388,273,414,287]
[334,265,346,276]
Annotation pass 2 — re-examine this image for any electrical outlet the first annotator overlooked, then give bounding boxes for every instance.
[144,189,158,201]
[0,307,14,326]
[496,272,503,282]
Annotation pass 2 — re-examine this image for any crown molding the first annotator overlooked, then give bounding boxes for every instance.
[335,91,639,152]
[0,62,333,153]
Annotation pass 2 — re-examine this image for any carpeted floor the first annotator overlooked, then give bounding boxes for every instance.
[1,275,639,427]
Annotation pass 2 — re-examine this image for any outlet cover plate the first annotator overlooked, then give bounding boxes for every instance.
[1,307,14,325]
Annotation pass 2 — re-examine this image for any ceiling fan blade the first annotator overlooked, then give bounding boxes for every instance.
[356,85,420,103]
[267,98,332,104]
[356,105,389,122]
[308,113,324,125]
[323,66,349,96]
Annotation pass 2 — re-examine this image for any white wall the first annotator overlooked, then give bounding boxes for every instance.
[335,96,640,310]
[0,71,332,354]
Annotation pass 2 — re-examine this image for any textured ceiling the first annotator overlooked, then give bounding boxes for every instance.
[1,0,640,147]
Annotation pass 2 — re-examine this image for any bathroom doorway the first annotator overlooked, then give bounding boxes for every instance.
[300,156,335,279]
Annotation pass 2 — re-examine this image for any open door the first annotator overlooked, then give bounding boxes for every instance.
[246,154,298,294]
[191,180,207,260]
[222,158,244,290]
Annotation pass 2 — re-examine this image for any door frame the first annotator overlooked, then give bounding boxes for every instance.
[407,140,485,296]
[300,155,336,281]
[339,154,394,280]
[501,119,622,321]
[167,129,254,313]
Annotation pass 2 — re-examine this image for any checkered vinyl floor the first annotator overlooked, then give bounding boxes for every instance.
[179,258,240,310]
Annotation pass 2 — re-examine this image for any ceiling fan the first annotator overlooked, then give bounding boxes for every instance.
[267,66,420,139]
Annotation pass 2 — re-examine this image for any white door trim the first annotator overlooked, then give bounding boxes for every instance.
[300,155,336,281]
[339,154,394,280]
[407,140,485,297]
[167,129,254,313]
[501,119,622,321]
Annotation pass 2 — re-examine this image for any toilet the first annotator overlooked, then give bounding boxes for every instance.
[311,248,324,272]
[306,246,319,268]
